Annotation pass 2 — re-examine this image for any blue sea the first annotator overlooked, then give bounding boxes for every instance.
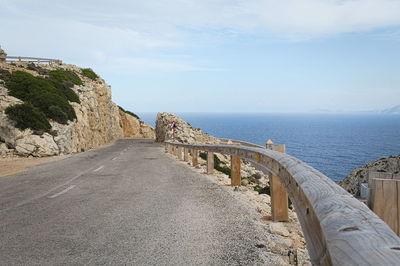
[139,113,400,182]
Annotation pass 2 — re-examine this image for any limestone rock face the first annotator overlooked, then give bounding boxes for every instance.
[15,133,59,157]
[0,61,154,157]
[339,155,400,196]
[155,112,220,144]
[68,80,124,152]
[0,84,22,112]
[119,110,155,139]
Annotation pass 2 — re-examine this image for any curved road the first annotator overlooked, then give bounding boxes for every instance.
[0,139,266,265]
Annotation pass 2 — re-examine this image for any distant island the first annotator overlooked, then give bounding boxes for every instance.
[382,104,400,115]
[310,104,400,114]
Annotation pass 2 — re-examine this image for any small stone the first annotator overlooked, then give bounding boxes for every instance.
[255,241,266,248]
[271,244,287,255]
[281,238,293,248]
[269,223,290,237]
[241,179,249,186]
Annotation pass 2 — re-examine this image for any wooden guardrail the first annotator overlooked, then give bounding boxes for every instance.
[165,141,400,265]
[0,56,62,64]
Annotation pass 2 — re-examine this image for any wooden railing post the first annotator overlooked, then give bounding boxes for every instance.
[231,156,241,186]
[192,149,198,167]
[184,148,189,162]
[267,140,289,222]
[372,178,400,235]
[207,152,214,174]
[177,146,183,160]
[174,145,178,158]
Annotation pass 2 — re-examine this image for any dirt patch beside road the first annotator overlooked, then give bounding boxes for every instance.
[0,155,70,175]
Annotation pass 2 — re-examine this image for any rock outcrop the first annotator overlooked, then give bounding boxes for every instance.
[339,155,400,196]
[0,61,154,157]
[119,110,155,139]
[155,112,220,144]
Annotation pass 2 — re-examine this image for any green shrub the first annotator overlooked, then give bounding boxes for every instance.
[6,71,57,101]
[0,69,11,82]
[48,69,81,103]
[5,103,51,132]
[216,164,231,177]
[199,151,207,160]
[199,152,231,177]
[3,70,80,130]
[254,184,293,209]
[81,68,99,80]
[49,69,83,86]
[59,86,80,103]
[213,154,231,177]
[30,92,76,121]
[48,105,68,124]
[254,184,270,195]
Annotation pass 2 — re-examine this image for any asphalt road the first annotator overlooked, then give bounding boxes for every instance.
[0,139,266,265]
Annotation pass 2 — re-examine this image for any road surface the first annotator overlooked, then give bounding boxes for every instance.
[0,139,266,265]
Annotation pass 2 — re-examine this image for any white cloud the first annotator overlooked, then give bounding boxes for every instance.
[3,0,400,38]
[1,0,400,71]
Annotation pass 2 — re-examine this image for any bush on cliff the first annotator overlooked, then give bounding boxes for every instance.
[5,103,51,132]
[81,68,99,80]
[47,105,69,124]
[2,69,81,129]
[0,69,11,82]
[48,69,81,103]
[48,69,82,87]
[30,92,76,123]
[5,71,56,101]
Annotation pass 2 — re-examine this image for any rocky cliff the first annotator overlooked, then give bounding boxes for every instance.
[119,109,154,139]
[0,61,154,157]
[339,155,400,196]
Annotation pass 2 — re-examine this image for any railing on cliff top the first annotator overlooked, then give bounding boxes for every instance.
[0,56,62,64]
[164,140,400,266]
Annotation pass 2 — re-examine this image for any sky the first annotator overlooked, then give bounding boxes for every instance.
[1,0,400,113]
